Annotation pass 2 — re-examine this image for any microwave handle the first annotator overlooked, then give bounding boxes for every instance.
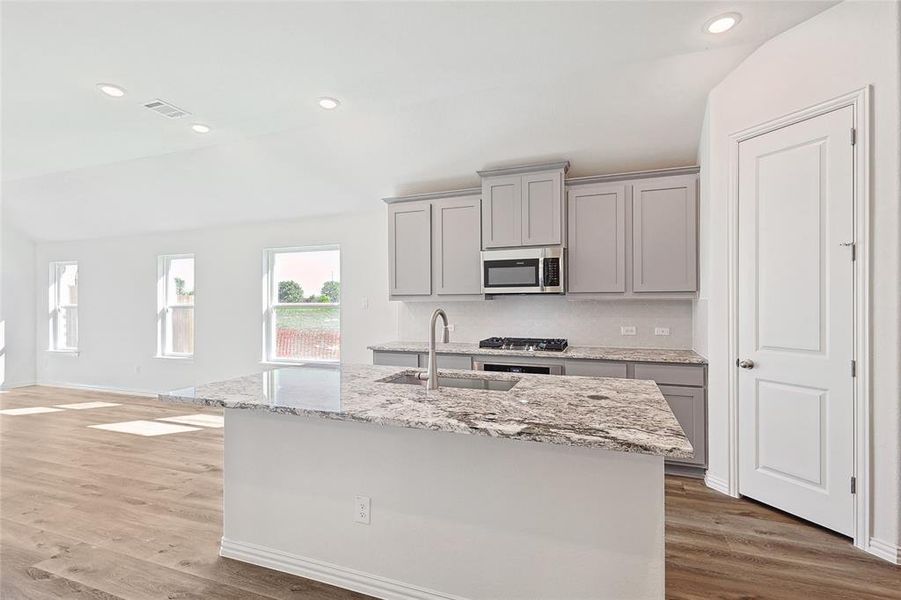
[538,256,545,290]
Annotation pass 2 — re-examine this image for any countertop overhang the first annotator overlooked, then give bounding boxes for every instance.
[368,341,708,365]
[160,364,693,459]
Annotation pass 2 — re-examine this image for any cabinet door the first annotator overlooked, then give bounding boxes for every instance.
[433,195,482,295]
[482,175,522,248]
[567,183,626,293]
[373,351,419,367]
[658,385,706,466]
[388,202,432,296]
[521,171,563,246]
[632,176,698,292]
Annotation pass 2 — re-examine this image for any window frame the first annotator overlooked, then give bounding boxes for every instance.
[48,260,79,353]
[262,245,341,365]
[157,253,195,359]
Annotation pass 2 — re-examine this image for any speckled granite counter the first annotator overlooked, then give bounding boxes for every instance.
[368,341,707,364]
[161,363,692,458]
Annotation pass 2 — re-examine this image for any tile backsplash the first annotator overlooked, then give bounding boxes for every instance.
[396,297,693,349]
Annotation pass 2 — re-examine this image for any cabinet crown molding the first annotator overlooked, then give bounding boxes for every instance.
[477,160,570,178]
[382,187,481,205]
[566,165,699,187]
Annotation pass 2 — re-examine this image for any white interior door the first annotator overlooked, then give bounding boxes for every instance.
[737,106,855,537]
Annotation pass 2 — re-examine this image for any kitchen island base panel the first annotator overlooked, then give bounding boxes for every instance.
[223,408,665,600]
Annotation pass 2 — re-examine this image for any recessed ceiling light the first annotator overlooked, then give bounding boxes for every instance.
[97,83,126,97]
[191,123,211,134]
[318,97,340,110]
[705,12,741,34]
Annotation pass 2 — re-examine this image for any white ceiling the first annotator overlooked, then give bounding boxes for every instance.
[1,1,836,241]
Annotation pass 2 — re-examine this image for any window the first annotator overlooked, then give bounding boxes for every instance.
[264,246,340,363]
[158,255,195,357]
[49,261,78,351]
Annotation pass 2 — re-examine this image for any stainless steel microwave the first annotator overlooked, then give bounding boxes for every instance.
[480,247,564,294]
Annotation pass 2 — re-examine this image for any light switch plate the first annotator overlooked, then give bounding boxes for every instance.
[621,326,637,336]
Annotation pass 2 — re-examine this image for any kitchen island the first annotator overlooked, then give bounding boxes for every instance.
[161,364,691,600]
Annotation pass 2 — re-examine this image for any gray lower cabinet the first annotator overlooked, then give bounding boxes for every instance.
[566,183,626,293]
[388,202,432,296]
[373,351,419,367]
[632,175,698,293]
[433,195,482,295]
[657,385,706,467]
[417,353,472,370]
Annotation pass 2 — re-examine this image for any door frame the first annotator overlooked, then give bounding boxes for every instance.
[724,87,871,552]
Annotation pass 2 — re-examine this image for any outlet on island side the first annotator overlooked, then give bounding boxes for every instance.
[354,495,371,525]
[620,326,637,336]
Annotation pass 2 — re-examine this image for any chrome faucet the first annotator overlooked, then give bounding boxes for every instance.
[418,308,449,390]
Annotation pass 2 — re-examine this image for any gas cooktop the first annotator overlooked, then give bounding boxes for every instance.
[478,337,569,352]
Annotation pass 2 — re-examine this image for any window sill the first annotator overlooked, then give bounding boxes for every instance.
[46,349,79,357]
[153,355,194,362]
[260,360,340,367]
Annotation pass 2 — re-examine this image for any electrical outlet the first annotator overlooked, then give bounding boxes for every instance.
[354,495,371,525]
[446,324,455,332]
[654,327,671,336]
[361,296,369,310]
[620,326,637,336]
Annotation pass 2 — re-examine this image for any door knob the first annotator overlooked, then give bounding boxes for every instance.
[737,359,755,369]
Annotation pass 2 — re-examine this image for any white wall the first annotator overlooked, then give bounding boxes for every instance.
[34,210,398,394]
[1,221,37,388]
[399,297,693,349]
[700,0,901,551]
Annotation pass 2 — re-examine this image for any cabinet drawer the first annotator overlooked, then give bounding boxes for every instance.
[564,360,628,378]
[633,363,705,387]
[418,353,472,370]
[372,351,419,368]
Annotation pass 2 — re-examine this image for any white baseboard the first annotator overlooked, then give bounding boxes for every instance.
[0,380,37,390]
[704,472,732,496]
[219,537,466,600]
[37,381,158,398]
[866,537,901,565]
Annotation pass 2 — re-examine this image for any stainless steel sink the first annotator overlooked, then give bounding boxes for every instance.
[384,373,518,392]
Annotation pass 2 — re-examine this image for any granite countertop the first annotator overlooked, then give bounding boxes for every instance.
[368,341,707,365]
[160,364,692,458]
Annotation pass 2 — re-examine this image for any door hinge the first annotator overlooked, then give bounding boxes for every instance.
[851,360,857,378]
[851,476,857,494]
[851,128,857,146]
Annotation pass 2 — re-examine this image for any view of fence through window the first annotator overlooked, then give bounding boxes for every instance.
[53,262,79,350]
[270,247,340,362]
[163,256,194,356]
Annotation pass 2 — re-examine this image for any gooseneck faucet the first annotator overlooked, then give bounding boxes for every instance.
[418,308,449,390]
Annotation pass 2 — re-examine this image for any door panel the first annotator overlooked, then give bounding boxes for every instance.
[433,195,482,295]
[388,203,432,296]
[738,106,854,536]
[482,176,522,248]
[658,385,706,467]
[567,184,626,293]
[521,171,562,246]
[632,176,698,292]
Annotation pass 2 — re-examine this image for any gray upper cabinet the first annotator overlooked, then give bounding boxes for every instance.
[567,183,626,293]
[522,171,563,246]
[482,175,522,248]
[433,195,482,295]
[479,162,568,249]
[632,175,698,292]
[388,202,432,296]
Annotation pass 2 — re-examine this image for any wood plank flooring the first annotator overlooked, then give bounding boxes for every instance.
[2,386,898,599]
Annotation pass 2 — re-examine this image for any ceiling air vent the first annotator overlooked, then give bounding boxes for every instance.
[143,98,191,119]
